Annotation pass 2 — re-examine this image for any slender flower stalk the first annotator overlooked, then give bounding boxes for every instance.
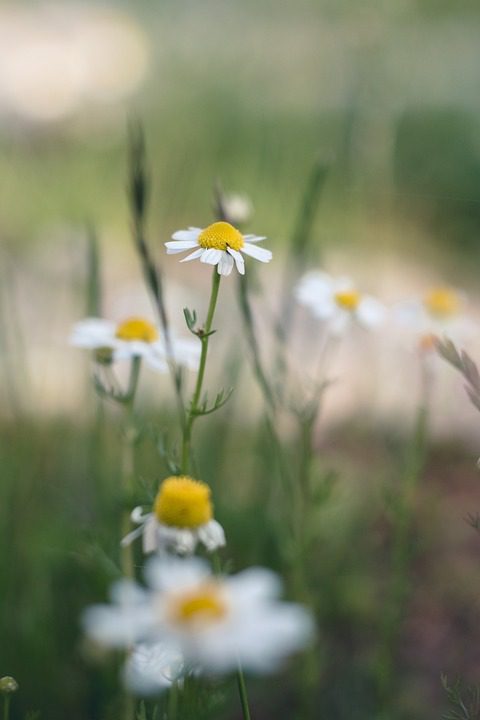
[181,268,221,473]
[0,678,18,720]
[120,356,142,580]
[236,667,252,720]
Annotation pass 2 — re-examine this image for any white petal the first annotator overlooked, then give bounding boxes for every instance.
[200,249,223,265]
[227,248,245,275]
[69,318,116,348]
[241,243,272,263]
[145,556,211,593]
[83,581,153,648]
[171,337,201,371]
[180,248,204,263]
[197,520,226,551]
[226,568,282,604]
[217,252,234,276]
[124,642,183,695]
[156,526,197,555]
[243,234,266,243]
[356,297,386,328]
[230,604,314,673]
[131,507,152,524]
[171,229,201,241]
[142,347,169,373]
[143,516,160,554]
[165,240,199,254]
[121,525,145,548]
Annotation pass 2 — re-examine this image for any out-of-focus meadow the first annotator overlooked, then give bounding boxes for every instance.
[2,1,480,719]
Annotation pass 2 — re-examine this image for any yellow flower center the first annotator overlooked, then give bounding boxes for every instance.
[115,317,158,343]
[170,585,227,627]
[424,288,460,318]
[197,221,244,252]
[334,289,361,311]
[154,476,213,528]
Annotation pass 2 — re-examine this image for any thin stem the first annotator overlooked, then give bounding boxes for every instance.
[236,666,252,720]
[120,356,141,580]
[3,696,10,720]
[181,268,221,473]
[168,681,179,720]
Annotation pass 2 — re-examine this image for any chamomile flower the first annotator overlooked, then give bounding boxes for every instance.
[295,271,386,335]
[83,557,314,684]
[165,221,272,276]
[221,193,253,226]
[394,286,472,351]
[70,316,200,372]
[122,476,226,555]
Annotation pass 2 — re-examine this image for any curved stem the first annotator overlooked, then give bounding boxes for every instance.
[236,666,252,720]
[181,268,221,473]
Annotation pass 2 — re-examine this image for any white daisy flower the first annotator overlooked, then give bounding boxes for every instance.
[221,193,253,226]
[122,476,226,555]
[165,221,272,276]
[295,270,386,336]
[123,642,184,695]
[394,286,473,352]
[83,557,314,682]
[70,316,200,372]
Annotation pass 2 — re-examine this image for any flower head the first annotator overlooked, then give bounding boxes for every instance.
[221,193,253,226]
[122,476,226,555]
[394,286,472,353]
[83,557,314,688]
[70,317,200,372]
[295,271,385,335]
[165,221,272,276]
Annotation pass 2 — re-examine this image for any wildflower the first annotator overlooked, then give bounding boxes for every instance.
[165,221,272,276]
[394,286,472,352]
[0,677,18,694]
[221,193,253,226]
[83,557,314,684]
[70,317,200,371]
[295,271,385,335]
[122,476,226,555]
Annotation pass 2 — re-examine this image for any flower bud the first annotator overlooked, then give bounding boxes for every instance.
[0,677,18,694]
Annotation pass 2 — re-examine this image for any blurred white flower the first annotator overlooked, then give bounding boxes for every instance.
[295,271,386,335]
[70,317,200,372]
[83,557,314,681]
[221,194,253,226]
[122,476,226,555]
[165,221,272,276]
[394,286,473,351]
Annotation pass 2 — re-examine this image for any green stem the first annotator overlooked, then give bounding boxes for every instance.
[168,681,179,720]
[236,666,252,720]
[3,697,10,720]
[120,357,141,581]
[181,268,221,473]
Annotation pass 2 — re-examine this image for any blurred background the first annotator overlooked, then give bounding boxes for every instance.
[2,1,480,718]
